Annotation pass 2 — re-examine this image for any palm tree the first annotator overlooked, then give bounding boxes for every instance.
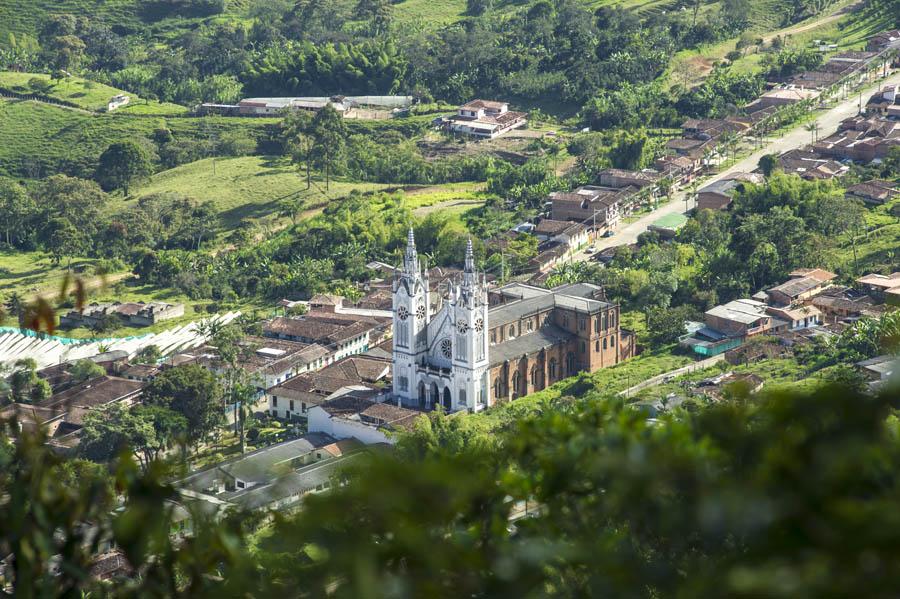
[804,121,820,144]
[4,292,25,326]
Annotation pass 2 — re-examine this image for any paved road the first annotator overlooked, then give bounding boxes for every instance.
[574,68,900,260]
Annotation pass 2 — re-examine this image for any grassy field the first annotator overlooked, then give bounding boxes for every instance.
[0,99,274,178]
[462,346,694,434]
[0,71,186,114]
[122,155,394,229]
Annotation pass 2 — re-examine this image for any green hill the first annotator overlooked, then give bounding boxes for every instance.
[0,71,186,113]
[0,98,272,179]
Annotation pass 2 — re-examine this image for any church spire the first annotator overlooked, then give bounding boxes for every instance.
[403,227,419,275]
[462,238,478,293]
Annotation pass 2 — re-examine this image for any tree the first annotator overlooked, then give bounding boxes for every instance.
[9,359,50,403]
[79,403,187,468]
[758,153,779,177]
[647,304,697,346]
[0,177,35,247]
[96,141,153,195]
[26,76,52,95]
[134,345,162,365]
[143,364,223,443]
[309,104,347,190]
[69,359,105,383]
[282,109,314,190]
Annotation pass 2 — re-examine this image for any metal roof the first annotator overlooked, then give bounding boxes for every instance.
[489,325,572,366]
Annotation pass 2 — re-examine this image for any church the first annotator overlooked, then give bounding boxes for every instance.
[392,230,635,413]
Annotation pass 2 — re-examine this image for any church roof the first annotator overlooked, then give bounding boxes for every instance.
[489,325,572,366]
[488,288,613,328]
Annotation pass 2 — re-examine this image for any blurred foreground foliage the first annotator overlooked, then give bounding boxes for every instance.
[2,381,900,597]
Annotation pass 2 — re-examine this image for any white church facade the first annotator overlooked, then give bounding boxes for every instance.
[392,231,491,412]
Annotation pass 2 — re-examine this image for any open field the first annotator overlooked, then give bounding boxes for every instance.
[0,71,186,114]
[0,99,273,178]
[123,156,394,229]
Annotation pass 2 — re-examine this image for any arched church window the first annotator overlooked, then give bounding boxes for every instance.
[508,325,516,338]
[511,372,521,398]
[566,352,576,375]
[493,377,502,400]
[549,359,557,380]
[530,365,539,387]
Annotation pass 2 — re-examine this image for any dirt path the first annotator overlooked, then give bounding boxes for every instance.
[760,0,864,43]
[413,199,485,217]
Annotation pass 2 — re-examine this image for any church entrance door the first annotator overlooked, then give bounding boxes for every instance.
[430,382,439,410]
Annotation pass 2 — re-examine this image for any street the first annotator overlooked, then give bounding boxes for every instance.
[574,68,900,260]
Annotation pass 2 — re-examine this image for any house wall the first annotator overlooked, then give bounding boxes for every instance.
[697,192,732,211]
[307,407,394,445]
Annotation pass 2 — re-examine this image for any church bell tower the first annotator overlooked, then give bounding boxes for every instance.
[392,228,430,403]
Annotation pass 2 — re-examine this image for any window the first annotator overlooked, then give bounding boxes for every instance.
[549,359,557,380]
[566,352,576,374]
[459,390,467,406]
[490,330,496,344]
[594,318,599,333]
[272,396,278,407]
[595,340,600,352]
[603,337,608,350]
[512,372,521,398]
[289,400,295,411]
[493,378,502,400]
[302,402,307,413]
[563,315,569,327]
[579,319,585,331]
[508,325,516,338]
[530,365,540,387]
[237,481,245,489]
[602,313,608,330]
[399,376,409,392]
[580,341,586,353]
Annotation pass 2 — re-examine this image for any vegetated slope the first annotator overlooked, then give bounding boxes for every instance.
[0,99,274,179]
[0,71,186,113]
[0,0,250,44]
[0,0,140,42]
[121,156,392,229]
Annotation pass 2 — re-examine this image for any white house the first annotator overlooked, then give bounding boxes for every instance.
[307,395,421,445]
[445,99,527,139]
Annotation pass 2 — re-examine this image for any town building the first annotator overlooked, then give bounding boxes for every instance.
[195,336,332,393]
[266,354,391,421]
[857,272,900,304]
[764,269,836,306]
[0,375,144,450]
[263,310,389,362]
[845,180,899,205]
[60,301,185,329]
[444,100,527,139]
[549,185,628,230]
[390,231,634,413]
[696,173,763,211]
[812,115,900,163]
[774,148,849,180]
[308,396,421,445]
[176,434,363,513]
[647,213,688,238]
[867,29,900,52]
